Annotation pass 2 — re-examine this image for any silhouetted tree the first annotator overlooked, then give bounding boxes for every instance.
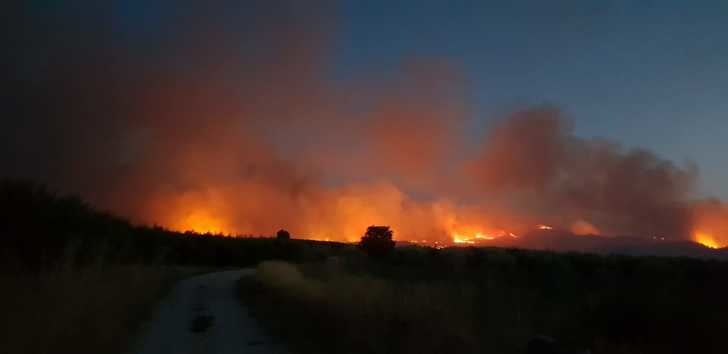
[359,226,395,258]
[276,229,291,240]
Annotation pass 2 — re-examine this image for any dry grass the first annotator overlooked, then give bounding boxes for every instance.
[0,264,201,354]
[242,253,728,354]
[243,261,487,354]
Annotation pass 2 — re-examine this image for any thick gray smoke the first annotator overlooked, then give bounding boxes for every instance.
[469,107,697,239]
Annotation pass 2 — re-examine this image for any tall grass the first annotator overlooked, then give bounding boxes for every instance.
[242,261,489,354]
[0,263,190,354]
[240,251,728,354]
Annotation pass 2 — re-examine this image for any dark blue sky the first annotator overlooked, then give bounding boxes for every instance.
[333,0,728,198]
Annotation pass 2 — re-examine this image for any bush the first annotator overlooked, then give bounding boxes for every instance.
[359,226,395,258]
[276,229,291,240]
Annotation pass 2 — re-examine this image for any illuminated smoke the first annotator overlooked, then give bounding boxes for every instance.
[468,107,698,240]
[691,199,728,248]
[3,1,725,246]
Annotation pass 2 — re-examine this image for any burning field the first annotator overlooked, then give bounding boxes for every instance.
[4,1,727,250]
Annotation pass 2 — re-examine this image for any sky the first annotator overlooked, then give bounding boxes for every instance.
[4,0,728,243]
[11,0,727,197]
[332,0,728,198]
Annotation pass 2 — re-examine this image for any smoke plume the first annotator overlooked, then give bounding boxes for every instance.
[469,107,698,239]
[3,1,726,246]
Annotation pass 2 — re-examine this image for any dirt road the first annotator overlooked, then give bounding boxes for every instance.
[131,269,288,354]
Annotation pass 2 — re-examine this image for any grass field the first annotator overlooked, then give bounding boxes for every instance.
[239,248,728,354]
[0,262,206,354]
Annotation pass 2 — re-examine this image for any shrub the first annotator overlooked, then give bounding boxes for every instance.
[359,226,395,258]
[276,229,291,240]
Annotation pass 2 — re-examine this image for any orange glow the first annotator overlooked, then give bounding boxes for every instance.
[448,224,505,245]
[452,233,476,244]
[694,232,720,249]
[437,206,506,245]
[537,224,553,230]
[691,202,728,249]
[571,220,600,236]
[173,209,230,234]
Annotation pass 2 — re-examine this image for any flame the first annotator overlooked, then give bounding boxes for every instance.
[694,232,720,249]
[537,224,553,230]
[691,203,728,250]
[452,233,476,244]
[173,209,229,234]
[449,224,505,245]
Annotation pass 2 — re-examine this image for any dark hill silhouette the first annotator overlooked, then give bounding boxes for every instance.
[0,179,348,271]
[506,229,728,259]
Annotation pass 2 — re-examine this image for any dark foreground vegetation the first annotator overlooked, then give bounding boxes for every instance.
[0,179,348,354]
[240,248,728,354]
[0,263,196,354]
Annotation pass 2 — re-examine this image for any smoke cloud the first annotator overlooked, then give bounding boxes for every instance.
[3,1,726,245]
[468,107,698,239]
